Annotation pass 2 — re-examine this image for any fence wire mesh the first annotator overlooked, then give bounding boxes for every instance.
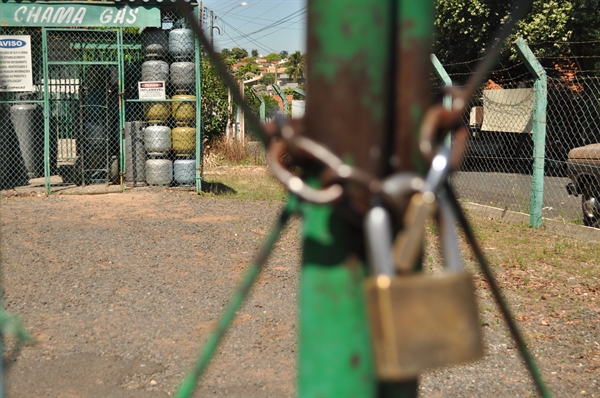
[1,27,45,191]
[437,51,600,239]
[0,7,202,194]
[124,8,201,189]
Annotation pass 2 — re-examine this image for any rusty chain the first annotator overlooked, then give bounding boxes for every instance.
[264,88,469,215]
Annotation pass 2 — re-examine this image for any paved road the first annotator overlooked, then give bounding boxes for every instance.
[452,171,582,223]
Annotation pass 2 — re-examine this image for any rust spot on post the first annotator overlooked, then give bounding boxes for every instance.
[350,353,361,368]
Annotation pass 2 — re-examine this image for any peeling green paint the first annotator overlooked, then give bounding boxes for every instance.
[301,203,334,244]
[310,1,391,122]
[299,204,375,397]
[398,0,433,43]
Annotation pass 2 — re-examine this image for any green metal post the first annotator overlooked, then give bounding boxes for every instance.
[195,4,203,193]
[299,1,396,396]
[394,0,434,175]
[272,84,288,115]
[117,28,126,192]
[293,87,306,97]
[383,1,434,396]
[514,37,547,227]
[249,88,265,123]
[430,54,452,148]
[41,28,51,194]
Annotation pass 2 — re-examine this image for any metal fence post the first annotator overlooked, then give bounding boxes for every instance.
[272,84,288,115]
[514,37,547,227]
[247,88,265,123]
[41,28,51,194]
[299,1,396,396]
[117,28,126,192]
[431,54,452,148]
[195,4,203,193]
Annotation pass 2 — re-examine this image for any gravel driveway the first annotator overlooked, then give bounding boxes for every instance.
[2,190,300,397]
[1,188,598,397]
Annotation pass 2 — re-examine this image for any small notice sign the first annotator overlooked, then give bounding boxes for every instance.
[0,35,34,92]
[138,81,166,100]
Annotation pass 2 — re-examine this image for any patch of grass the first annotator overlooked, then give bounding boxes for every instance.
[202,165,286,201]
[457,214,599,317]
[204,137,266,167]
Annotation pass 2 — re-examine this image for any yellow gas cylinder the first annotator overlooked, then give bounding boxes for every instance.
[144,99,170,124]
[172,94,196,125]
[172,124,196,156]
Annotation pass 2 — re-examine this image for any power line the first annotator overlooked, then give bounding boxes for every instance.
[223,10,299,24]
[250,16,307,41]
[233,0,287,30]
[208,1,306,54]
[223,7,307,41]
[218,18,278,54]
[209,0,242,14]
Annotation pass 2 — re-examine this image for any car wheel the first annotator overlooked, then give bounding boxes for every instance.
[581,190,600,228]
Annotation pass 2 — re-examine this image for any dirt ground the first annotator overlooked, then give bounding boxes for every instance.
[1,189,300,397]
[1,180,599,397]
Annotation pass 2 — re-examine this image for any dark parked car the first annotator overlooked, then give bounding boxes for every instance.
[565,144,600,228]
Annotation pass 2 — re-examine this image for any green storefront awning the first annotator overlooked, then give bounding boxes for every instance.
[1,3,161,28]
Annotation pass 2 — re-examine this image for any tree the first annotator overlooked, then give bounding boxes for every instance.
[264,95,280,116]
[220,48,232,59]
[231,47,248,60]
[284,51,305,82]
[265,52,282,63]
[433,0,600,77]
[237,61,261,78]
[251,49,259,57]
[261,73,276,85]
[279,50,289,59]
[201,60,229,140]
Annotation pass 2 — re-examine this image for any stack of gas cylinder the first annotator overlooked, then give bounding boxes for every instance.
[139,20,197,187]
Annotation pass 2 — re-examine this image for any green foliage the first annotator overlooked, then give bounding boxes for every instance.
[284,85,305,100]
[261,73,276,85]
[433,0,600,75]
[236,61,261,80]
[243,88,261,140]
[263,95,280,116]
[265,52,282,62]
[220,48,233,59]
[231,47,249,60]
[279,50,289,59]
[201,60,229,140]
[284,51,305,82]
[251,49,259,57]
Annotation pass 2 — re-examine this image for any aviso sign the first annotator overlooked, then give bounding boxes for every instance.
[0,35,33,92]
[0,3,160,28]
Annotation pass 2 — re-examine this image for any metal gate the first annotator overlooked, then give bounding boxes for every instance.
[43,28,124,191]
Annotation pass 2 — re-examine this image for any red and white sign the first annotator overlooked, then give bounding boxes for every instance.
[138,81,165,100]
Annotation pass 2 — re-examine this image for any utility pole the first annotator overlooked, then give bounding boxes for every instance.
[209,9,214,46]
[239,80,245,142]
[226,88,232,140]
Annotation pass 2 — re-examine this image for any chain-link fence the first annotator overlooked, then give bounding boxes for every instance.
[1,27,45,191]
[123,8,202,190]
[435,44,600,238]
[0,6,202,194]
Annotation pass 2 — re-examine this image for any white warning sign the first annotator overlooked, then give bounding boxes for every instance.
[138,81,166,100]
[0,35,34,92]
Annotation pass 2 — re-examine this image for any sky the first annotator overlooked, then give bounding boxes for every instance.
[200,0,307,56]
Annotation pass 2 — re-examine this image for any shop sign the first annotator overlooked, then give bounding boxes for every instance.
[0,4,161,28]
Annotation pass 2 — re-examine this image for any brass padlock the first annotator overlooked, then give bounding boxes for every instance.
[364,272,483,381]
